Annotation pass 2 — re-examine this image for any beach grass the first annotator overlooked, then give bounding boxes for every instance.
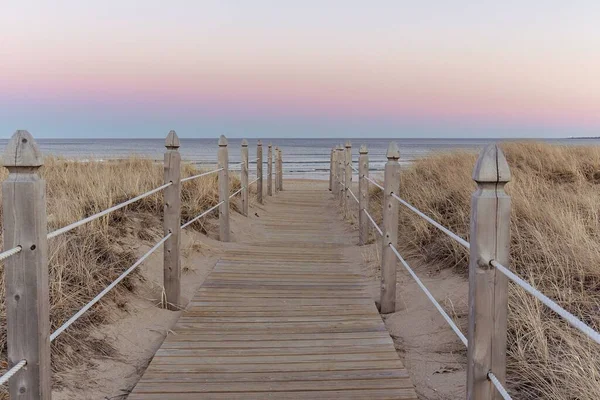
[369,142,600,399]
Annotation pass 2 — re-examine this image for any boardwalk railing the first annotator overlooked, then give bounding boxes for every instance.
[330,141,600,400]
[0,130,283,398]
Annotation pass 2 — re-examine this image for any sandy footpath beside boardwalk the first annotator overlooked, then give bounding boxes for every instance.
[129,183,417,399]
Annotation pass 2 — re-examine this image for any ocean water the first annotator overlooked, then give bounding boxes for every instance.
[1,138,599,179]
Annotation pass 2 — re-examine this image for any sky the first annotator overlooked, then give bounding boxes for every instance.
[1,1,599,139]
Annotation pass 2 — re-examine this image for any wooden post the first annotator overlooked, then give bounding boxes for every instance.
[241,139,249,216]
[257,140,263,204]
[218,135,230,242]
[380,142,401,314]
[338,145,344,208]
[2,130,51,399]
[358,145,369,245]
[467,144,511,400]
[332,147,338,197]
[344,141,352,218]
[329,147,334,191]
[279,149,284,191]
[163,130,182,310]
[274,146,280,194]
[267,143,273,196]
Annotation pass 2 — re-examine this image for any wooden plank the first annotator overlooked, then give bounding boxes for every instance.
[130,185,417,399]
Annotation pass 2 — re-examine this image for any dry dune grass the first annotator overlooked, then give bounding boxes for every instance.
[370,142,600,399]
[0,157,240,394]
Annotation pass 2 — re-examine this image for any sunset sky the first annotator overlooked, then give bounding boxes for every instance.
[1,1,599,138]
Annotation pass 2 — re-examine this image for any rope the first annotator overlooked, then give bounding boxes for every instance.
[249,177,259,185]
[0,360,26,385]
[348,188,359,204]
[0,246,22,262]
[181,168,222,183]
[229,187,243,199]
[47,182,173,239]
[365,176,384,191]
[50,233,171,341]
[364,209,383,236]
[391,193,470,249]
[491,259,600,345]
[181,201,224,230]
[351,165,359,172]
[488,371,512,400]
[389,243,468,346]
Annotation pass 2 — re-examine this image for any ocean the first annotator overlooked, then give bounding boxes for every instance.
[2,138,599,179]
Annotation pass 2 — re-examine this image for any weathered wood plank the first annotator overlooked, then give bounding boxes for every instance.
[130,186,417,399]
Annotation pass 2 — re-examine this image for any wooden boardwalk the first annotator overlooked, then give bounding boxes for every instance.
[130,186,417,399]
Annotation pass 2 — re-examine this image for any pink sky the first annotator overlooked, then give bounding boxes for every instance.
[2,1,599,137]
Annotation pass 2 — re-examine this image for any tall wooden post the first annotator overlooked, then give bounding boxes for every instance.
[2,130,51,399]
[279,149,284,191]
[329,147,334,191]
[241,139,249,216]
[257,140,263,204]
[338,145,344,208]
[267,143,273,196]
[344,141,352,218]
[332,147,338,196]
[467,144,511,400]
[380,142,401,314]
[274,146,280,193]
[358,145,369,245]
[163,130,182,310]
[218,135,230,242]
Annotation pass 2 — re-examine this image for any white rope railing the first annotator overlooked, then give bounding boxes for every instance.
[364,209,383,236]
[391,193,470,249]
[488,371,512,400]
[181,201,223,230]
[229,187,243,199]
[351,164,359,173]
[47,182,173,239]
[181,168,222,183]
[389,243,468,346]
[0,246,22,262]
[0,360,26,386]
[249,177,259,185]
[365,176,384,191]
[348,188,359,204]
[50,233,172,341]
[491,259,600,345]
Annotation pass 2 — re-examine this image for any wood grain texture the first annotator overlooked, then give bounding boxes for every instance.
[467,143,511,400]
[256,141,263,204]
[241,139,249,216]
[267,144,273,196]
[358,145,369,245]
[218,135,230,242]
[130,186,417,399]
[164,130,182,310]
[344,141,352,218]
[2,130,51,399]
[380,142,401,314]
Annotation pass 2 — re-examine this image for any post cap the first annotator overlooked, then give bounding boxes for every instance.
[268,142,272,148]
[257,139,262,146]
[359,144,368,154]
[473,143,511,183]
[241,138,248,147]
[386,142,400,160]
[345,141,352,148]
[218,135,228,146]
[3,130,43,167]
[337,144,343,151]
[275,146,279,150]
[165,130,180,149]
